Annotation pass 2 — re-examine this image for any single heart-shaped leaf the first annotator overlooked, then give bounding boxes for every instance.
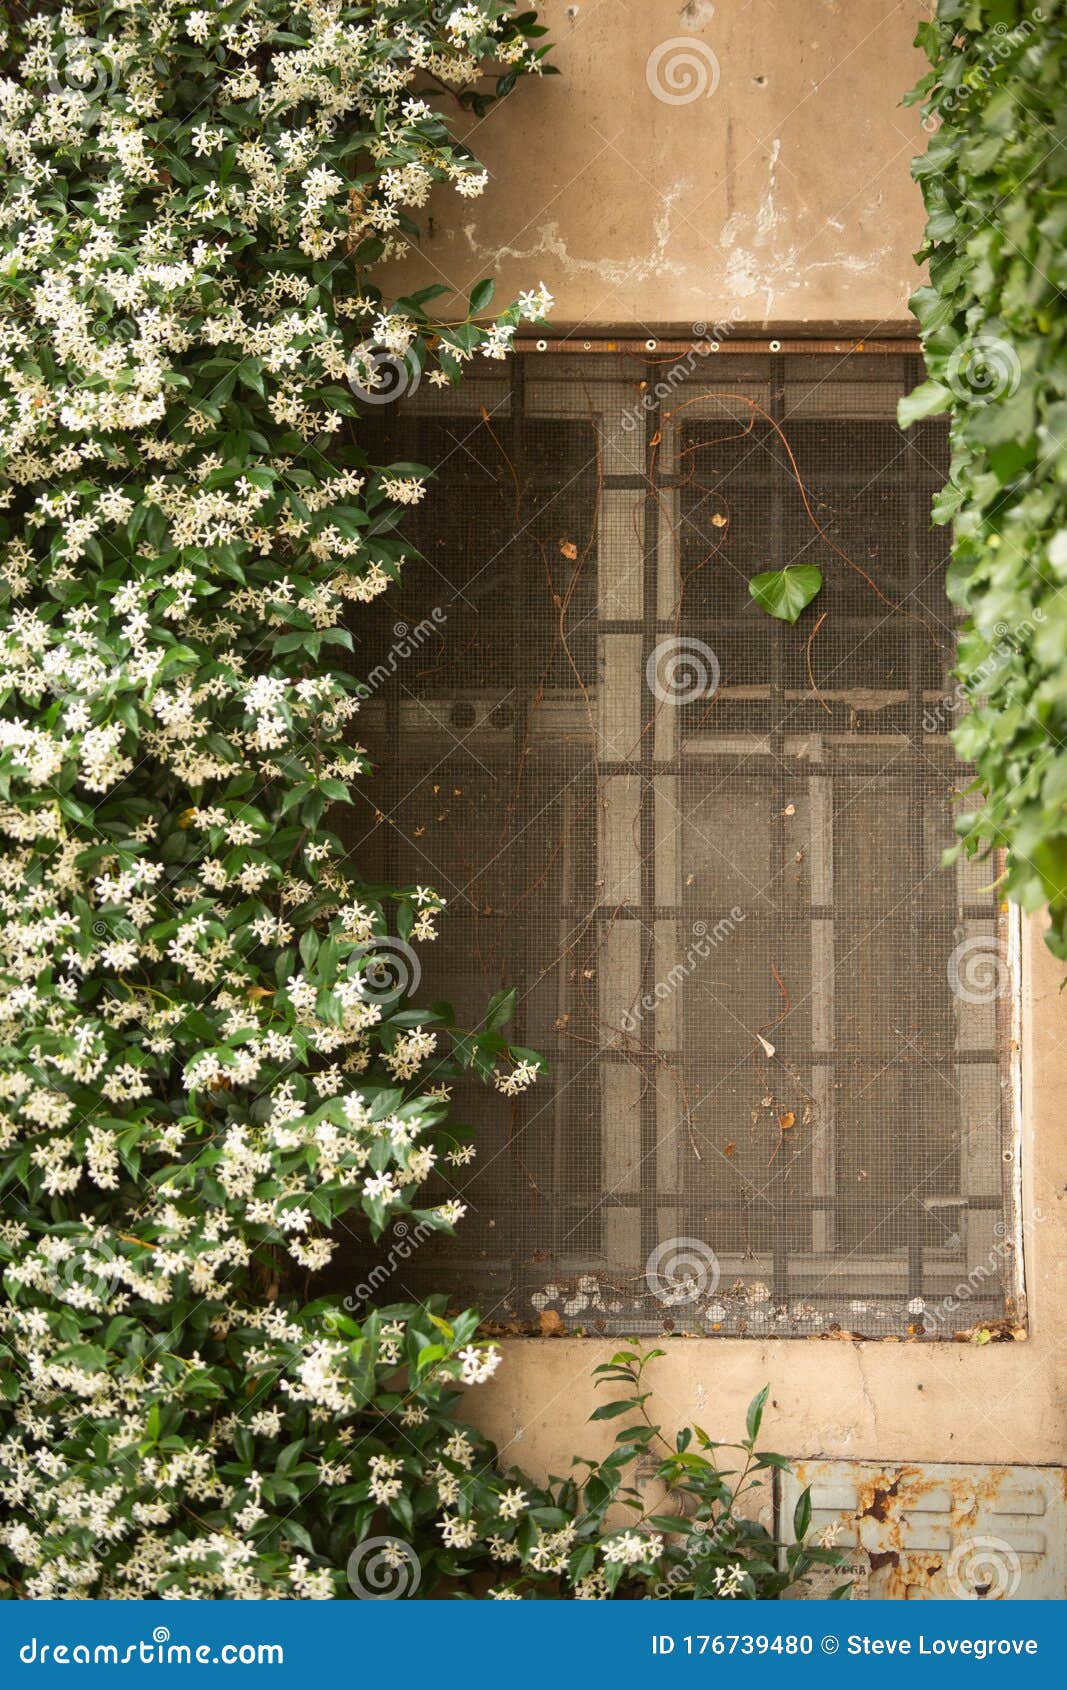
[897,378,953,428]
[748,566,823,623]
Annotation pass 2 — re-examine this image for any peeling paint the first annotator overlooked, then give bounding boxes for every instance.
[463,182,690,289]
[784,1461,1067,1600]
[717,139,893,318]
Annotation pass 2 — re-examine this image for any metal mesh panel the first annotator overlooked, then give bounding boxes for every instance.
[341,349,1021,1339]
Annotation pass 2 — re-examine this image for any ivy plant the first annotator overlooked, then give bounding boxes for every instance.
[902,0,1067,952]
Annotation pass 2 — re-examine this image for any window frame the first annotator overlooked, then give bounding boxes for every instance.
[352,334,1026,1340]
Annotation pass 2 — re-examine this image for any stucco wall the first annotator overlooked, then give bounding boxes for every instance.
[388,0,933,330]
[395,0,1067,1485]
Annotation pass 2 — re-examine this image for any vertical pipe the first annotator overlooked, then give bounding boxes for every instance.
[639,364,661,1277]
[769,355,790,1305]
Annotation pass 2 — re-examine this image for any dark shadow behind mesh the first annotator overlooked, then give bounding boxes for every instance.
[334,351,1020,1340]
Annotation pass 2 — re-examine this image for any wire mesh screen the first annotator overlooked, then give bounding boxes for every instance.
[342,349,1021,1340]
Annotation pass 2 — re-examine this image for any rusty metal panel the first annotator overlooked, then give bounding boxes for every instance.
[781,1461,1066,1600]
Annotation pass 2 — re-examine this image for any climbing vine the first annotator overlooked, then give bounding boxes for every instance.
[901,0,1067,952]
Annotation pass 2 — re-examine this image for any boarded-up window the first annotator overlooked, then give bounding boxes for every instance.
[345,348,1021,1339]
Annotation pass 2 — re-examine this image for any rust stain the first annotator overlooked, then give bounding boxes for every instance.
[863,1479,900,1523]
[802,1460,1041,1598]
[875,1552,945,1601]
[867,1549,899,1573]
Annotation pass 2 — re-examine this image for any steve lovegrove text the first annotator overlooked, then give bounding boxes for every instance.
[847,1637,1038,1656]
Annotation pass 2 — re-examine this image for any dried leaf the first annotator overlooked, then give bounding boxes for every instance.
[757,1034,776,1058]
[559,539,578,560]
[539,1308,565,1338]
[778,1111,795,1131]
[710,512,728,528]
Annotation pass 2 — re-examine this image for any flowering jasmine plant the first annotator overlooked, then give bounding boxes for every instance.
[0,0,556,1599]
[0,0,840,1603]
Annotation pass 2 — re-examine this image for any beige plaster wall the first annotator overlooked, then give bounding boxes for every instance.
[390,0,1067,1478]
[387,0,934,331]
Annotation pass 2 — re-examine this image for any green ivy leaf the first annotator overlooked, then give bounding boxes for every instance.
[897,379,953,427]
[748,566,823,623]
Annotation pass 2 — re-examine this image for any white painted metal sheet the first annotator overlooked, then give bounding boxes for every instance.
[780,1460,1066,1600]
